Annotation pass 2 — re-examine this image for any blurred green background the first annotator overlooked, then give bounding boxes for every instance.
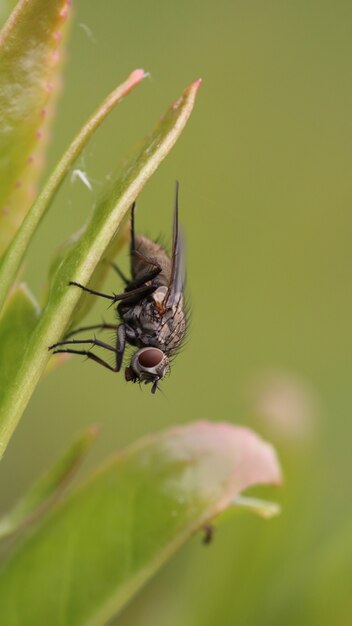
[1,0,352,624]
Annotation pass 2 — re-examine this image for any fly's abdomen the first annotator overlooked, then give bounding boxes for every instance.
[133,235,171,285]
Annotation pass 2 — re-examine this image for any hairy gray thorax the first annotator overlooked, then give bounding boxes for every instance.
[121,296,185,355]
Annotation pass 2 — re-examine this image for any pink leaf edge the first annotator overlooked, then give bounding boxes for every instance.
[163,420,282,519]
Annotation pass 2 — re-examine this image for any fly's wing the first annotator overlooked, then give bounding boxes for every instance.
[165,181,185,307]
[130,202,136,279]
[130,203,170,282]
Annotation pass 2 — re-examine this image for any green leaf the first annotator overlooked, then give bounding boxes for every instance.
[45,212,130,330]
[0,0,17,29]
[0,78,201,459]
[0,0,72,256]
[0,426,99,540]
[0,284,40,405]
[309,518,352,625]
[0,68,146,314]
[0,421,282,625]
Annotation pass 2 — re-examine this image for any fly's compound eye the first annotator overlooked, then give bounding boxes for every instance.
[137,348,164,369]
[130,347,170,386]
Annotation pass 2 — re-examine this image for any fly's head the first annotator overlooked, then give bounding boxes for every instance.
[125,347,169,394]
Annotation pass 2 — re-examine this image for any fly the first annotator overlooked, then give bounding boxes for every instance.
[49,182,187,394]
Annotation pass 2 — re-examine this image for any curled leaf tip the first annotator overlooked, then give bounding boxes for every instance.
[127,68,147,86]
[180,78,202,102]
[130,68,147,81]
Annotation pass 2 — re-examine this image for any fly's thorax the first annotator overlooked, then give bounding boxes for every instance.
[121,296,186,356]
[121,298,162,337]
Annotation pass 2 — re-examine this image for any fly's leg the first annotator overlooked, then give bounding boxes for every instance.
[69,280,157,306]
[49,338,117,353]
[116,323,126,371]
[51,349,119,373]
[49,325,127,373]
[64,322,118,340]
[125,263,162,292]
[112,283,157,305]
[69,281,115,301]
[49,337,121,374]
[107,254,162,301]
[117,285,156,318]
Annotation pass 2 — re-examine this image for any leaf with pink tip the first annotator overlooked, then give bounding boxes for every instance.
[0,421,281,625]
[0,0,71,256]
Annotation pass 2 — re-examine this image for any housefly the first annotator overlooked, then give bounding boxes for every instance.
[49,182,186,394]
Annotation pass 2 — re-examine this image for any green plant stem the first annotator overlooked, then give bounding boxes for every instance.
[0,69,146,315]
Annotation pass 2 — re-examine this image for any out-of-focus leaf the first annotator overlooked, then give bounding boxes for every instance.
[0,426,99,540]
[0,284,40,403]
[0,68,146,314]
[309,519,352,626]
[0,421,282,625]
[0,0,17,29]
[0,78,201,459]
[0,0,72,256]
